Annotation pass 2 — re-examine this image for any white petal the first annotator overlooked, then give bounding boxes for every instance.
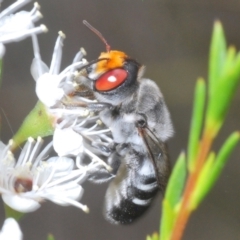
[47,184,83,206]
[46,156,75,172]
[53,127,84,156]
[0,218,22,240]
[0,11,33,33]
[0,141,6,153]
[36,73,64,107]
[2,194,41,213]
[0,43,5,58]
[31,58,49,81]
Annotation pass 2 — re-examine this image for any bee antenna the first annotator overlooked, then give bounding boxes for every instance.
[83,20,111,53]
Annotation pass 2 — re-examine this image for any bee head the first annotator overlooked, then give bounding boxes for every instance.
[83,20,143,105]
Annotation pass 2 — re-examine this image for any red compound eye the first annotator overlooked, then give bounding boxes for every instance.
[95,69,127,91]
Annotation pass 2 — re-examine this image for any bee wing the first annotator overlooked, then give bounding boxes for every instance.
[138,127,171,191]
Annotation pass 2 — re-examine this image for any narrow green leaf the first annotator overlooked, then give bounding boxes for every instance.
[12,101,54,149]
[189,152,215,210]
[47,234,55,240]
[160,199,176,240]
[207,132,240,194]
[160,154,186,240]
[191,132,240,209]
[221,46,236,76]
[146,232,159,240]
[165,152,187,208]
[208,21,226,96]
[206,55,240,134]
[187,78,206,171]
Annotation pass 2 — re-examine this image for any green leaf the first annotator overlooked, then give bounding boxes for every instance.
[47,234,55,240]
[165,152,187,208]
[187,78,206,171]
[206,55,240,134]
[208,21,226,96]
[189,152,215,210]
[12,101,54,149]
[191,132,240,209]
[221,46,236,76]
[160,199,176,240]
[206,23,240,136]
[206,132,239,196]
[146,232,159,240]
[160,153,186,240]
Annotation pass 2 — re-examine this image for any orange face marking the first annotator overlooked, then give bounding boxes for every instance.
[96,50,128,74]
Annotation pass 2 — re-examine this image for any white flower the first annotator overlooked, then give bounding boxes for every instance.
[0,218,22,240]
[31,31,87,108]
[0,0,48,58]
[0,137,89,213]
[53,126,84,157]
[53,115,113,172]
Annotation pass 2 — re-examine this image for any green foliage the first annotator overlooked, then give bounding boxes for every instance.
[160,153,186,240]
[187,79,206,171]
[206,21,240,135]
[157,21,240,240]
[146,232,159,240]
[4,204,24,221]
[12,101,54,149]
[47,234,55,240]
[191,132,240,210]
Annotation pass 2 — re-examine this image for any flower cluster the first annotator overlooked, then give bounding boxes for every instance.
[30,29,113,166]
[0,0,47,58]
[0,137,90,213]
[0,0,114,216]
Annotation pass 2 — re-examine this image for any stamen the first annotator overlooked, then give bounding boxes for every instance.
[31,34,43,76]
[84,148,112,172]
[84,128,111,135]
[49,107,89,117]
[30,2,41,15]
[82,123,98,133]
[46,169,87,188]
[49,31,66,75]
[16,138,34,167]
[47,195,89,213]
[1,140,12,160]
[21,137,35,166]
[30,10,42,23]
[38,162,56,191]
[99,133,113,143]
[0,0,31,19]
[33,141,53,168]
[0,24,48,43]
[28,137,43,164]
[60,61,87,77]
[65,49,86,83]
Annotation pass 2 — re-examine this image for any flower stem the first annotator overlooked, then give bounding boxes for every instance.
[169,128,215,240]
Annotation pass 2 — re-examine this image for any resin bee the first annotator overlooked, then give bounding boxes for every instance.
[77,21,174,224]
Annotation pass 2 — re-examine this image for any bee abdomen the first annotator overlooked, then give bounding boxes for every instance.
[104,178,159,224]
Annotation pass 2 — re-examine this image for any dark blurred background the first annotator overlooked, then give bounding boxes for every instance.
[0,0,240,239]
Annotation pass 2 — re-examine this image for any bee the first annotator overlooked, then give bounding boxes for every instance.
[76,21,174,224]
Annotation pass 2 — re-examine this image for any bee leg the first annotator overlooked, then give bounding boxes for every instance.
[106,143,129,175]
[87,143,128,184]
[86,102,114,112]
